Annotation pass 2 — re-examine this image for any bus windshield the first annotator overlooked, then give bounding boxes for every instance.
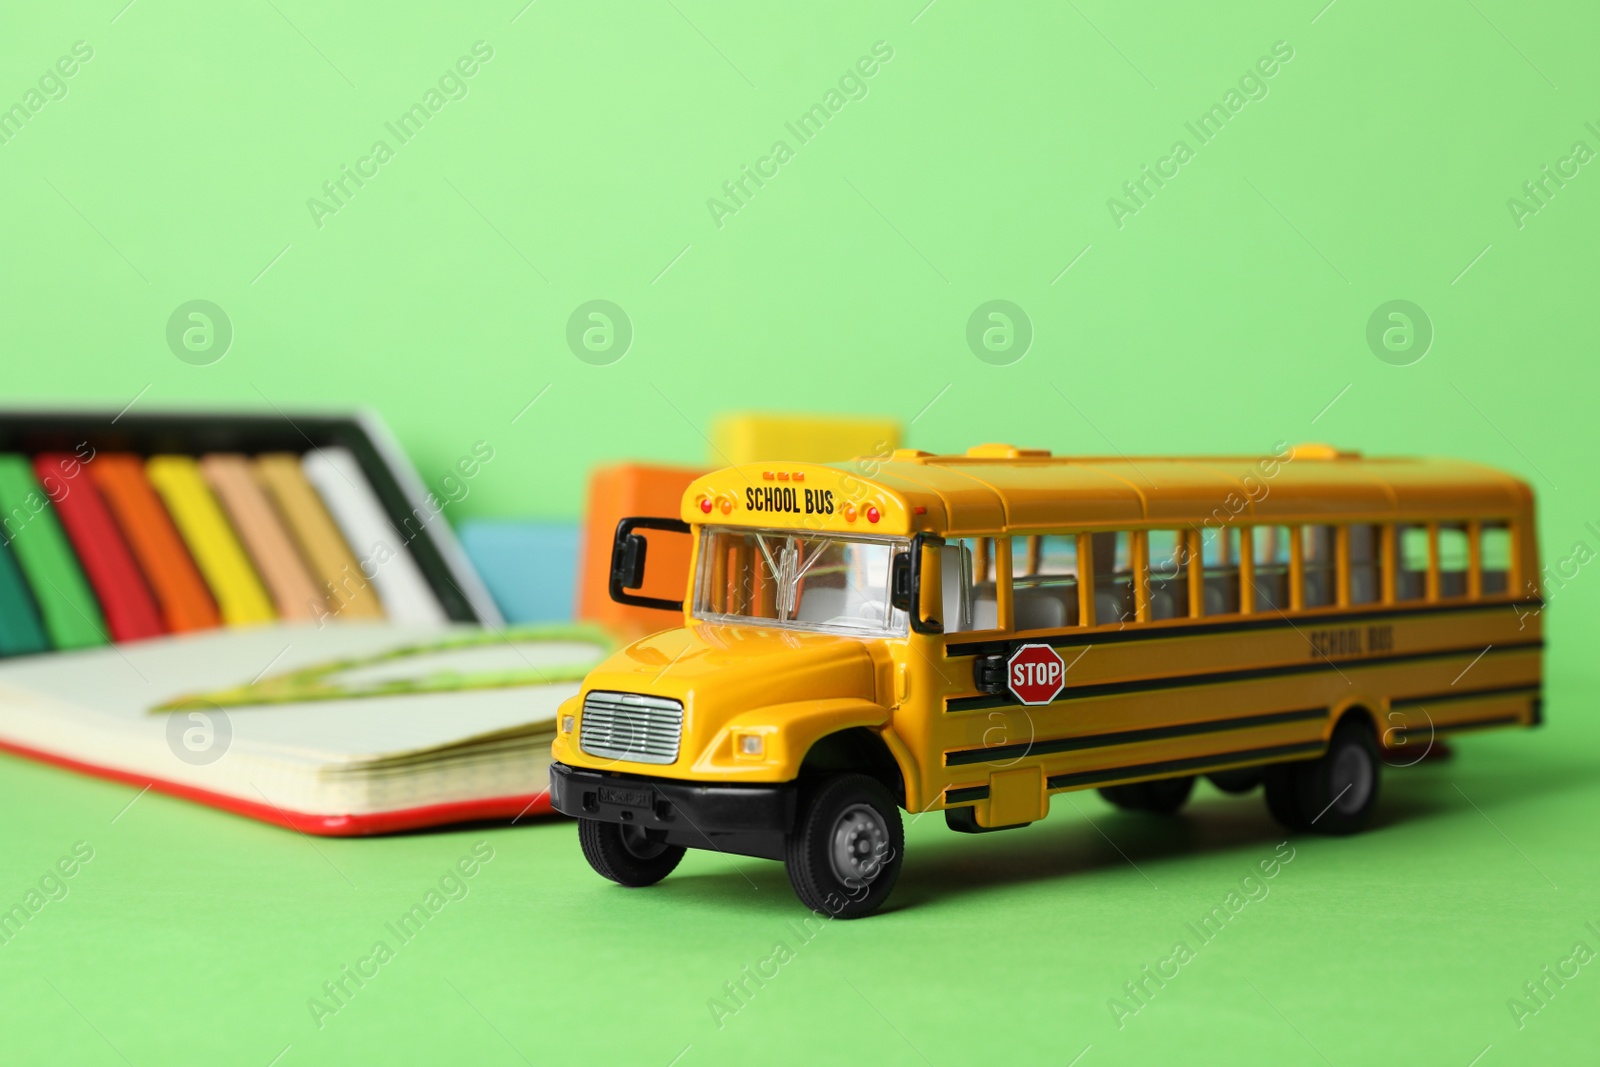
[692,527,910,637]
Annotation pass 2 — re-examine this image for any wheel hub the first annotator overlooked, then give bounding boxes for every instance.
[829,804,889,888]
[619,824,671,860]
[1330,745,1373,814]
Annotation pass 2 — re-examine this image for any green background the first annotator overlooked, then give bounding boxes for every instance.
[2,0,1597,1063]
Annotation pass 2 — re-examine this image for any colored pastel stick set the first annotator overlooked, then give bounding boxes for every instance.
[303,448,446,625]
[91,454,221,633]
[256,453,385,621]
[0,455,107,650]
[0,537,48,655]
[200,455,325,621]
[36,453,165,642]
[0,435,456,657]
[148,455,277,627]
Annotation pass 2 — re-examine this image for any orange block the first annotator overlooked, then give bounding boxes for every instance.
[576,464,703,636]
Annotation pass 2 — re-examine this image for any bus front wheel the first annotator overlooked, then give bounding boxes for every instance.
[577,819,686,887]
[1265,718,1380,835]
[785,774,904,919]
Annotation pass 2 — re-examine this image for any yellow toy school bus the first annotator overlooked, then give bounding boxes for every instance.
[549,443,1543,918]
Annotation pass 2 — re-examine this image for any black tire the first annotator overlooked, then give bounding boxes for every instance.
[784,774,904,919]
[1264,718,1381,835]
[1098,775,1195,814]
[577,819,686,887]
[1207,768,1264,795]
[1263,764,1308,831]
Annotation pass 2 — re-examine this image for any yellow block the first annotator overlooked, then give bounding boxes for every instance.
[146,455,276,626]
[710,413,900,466]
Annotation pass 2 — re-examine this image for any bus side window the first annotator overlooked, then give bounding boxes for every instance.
[1251,526,1291,611]
[1397,524,1429,600]
[1480,522,1511,595]
[1009,534,1081,632]
[1438,523,1469,598]
[1201,526,1242,615]
[1302,526,1336,608]
[1146,529,1190,620]
[1091,531,1135,627]
[1347,524,1382,605]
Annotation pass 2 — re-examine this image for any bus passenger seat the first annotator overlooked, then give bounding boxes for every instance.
[1095,589,1130,627]
[1013,588,1066,630]
[1147,577,1188,620]
[1252,572,1289,611]
[1204,575,1240,615]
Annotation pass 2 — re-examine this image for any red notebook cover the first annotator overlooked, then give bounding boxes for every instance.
[0,735,551,836]
[0,619,585,837]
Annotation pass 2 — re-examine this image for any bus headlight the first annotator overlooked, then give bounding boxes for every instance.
[736,733,764,757]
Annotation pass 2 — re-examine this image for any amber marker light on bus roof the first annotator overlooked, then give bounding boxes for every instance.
[842,504,857,522]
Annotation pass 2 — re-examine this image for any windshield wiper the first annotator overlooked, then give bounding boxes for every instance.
[755,534,829,621]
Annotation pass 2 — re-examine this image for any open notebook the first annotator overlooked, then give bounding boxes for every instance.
[0,622,612,835]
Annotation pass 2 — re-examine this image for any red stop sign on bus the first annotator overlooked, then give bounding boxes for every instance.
[1007,643,1066,705]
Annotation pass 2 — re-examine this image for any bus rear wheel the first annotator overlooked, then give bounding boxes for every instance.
[1264,718,1381,835]
[784,774,904,919]
[1099,775,1195,814]
[578,819,686,887]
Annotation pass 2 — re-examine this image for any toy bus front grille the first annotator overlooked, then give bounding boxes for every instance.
[578,692,684,765]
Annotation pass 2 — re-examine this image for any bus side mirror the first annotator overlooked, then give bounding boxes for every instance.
[890,552,913,612]
[892,535,944,634]
[614,533,648,590]
[608,516,692,612]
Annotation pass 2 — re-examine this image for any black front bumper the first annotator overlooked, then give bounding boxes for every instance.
[548,762,798,860]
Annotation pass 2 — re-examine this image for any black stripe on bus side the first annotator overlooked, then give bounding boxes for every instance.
[1389,683,1542,708]
[1434,713,1525,734]
[944,599,1545,659]
[944,785,990,804]
[944,639,1544,714]
[1045,741,1326,792]
[944,707,1326,767]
